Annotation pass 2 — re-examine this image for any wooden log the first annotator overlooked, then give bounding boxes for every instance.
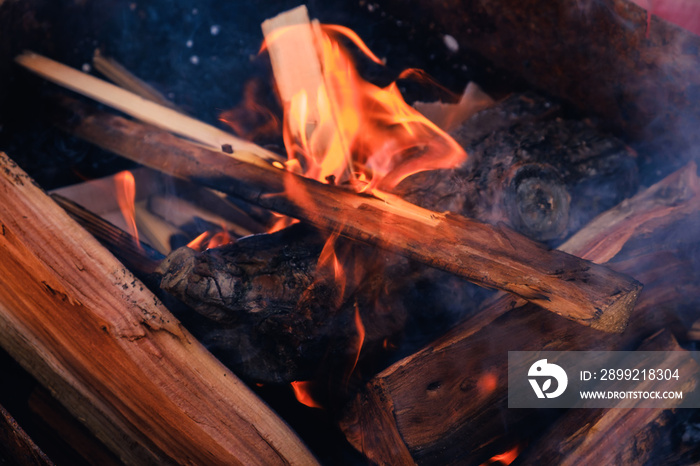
[373,0,700,170]
[339,163,700,465]
[0,152,317,465]
[397,92,639,242]
[58,102,642,333]
[520,330,700,465]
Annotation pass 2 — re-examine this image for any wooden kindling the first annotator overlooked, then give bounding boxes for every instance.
[56,101,641,332]
[0,152,317,465]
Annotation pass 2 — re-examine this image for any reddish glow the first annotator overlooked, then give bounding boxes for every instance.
[481,446,521,466]
[291,381,323,409]
[477,372,498,396]
[115,171,141,248]
[268,23,467,193]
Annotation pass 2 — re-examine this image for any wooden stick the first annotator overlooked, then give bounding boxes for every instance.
[15,51,284,167]
[339,163,700,465]
[59,102,642,332]
[93,49,179,110]
[0,152,317,465]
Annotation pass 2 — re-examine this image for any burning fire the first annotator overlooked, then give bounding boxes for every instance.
[115,170,140,248]
[186,223,232,251]
[262,23,467,193]
[290,381,323,409]
[481,445,521,466]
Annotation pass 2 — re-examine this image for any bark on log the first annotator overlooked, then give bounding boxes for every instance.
[399,92,639,242]
[157,223,411,383]
[520,330,700,466]
[339,163,700,465]
[374,0,700,172]
[59,103,642,333]
[0,152,317,465]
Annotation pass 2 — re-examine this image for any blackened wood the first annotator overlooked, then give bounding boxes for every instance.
[339,163,700,465]
[376,0,700,171]
[158,224,410,383]
[398,93,639,242]
[61,103,642,333]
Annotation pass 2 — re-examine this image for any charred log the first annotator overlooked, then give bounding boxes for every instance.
[157,224,410,383]
[398,93,639,242]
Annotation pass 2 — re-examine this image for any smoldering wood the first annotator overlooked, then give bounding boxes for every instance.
[519,330,700,466]
[58,101,642,333]
[375,0,700,172]
[339,163,700,465]
[397,92,639,242]
[0,152,317,465]
[158,224,411,383]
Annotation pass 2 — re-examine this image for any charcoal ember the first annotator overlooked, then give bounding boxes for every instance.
[396,93,639,243]
[157,224,408,383]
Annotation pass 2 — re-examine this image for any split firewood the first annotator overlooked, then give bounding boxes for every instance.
[92,49,179,110]
[56,101,642,333]
[519,330,700,465]
[0,152,317,465]
[397,92,639,242]
[339,163,700,465]
[15,51,283,167]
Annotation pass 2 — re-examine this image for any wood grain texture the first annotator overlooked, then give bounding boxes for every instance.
[0,152,317,465]
[62,104,642,333]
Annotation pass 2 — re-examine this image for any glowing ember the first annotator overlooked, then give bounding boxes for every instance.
[481,445,521,466]
[114,170,140,248]
[477,372,498,396]
[290,381,323,409]
[265,22,467,193]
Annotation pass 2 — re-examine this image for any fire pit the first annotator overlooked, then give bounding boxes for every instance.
[1,1,699,465]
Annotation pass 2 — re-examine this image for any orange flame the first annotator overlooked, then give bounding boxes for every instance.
[348,304,366,378]
[269,23,467,193]
[115,170,140,248]
[186,223,233,251]
[290,381,323,409]
[481,445,521,466]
